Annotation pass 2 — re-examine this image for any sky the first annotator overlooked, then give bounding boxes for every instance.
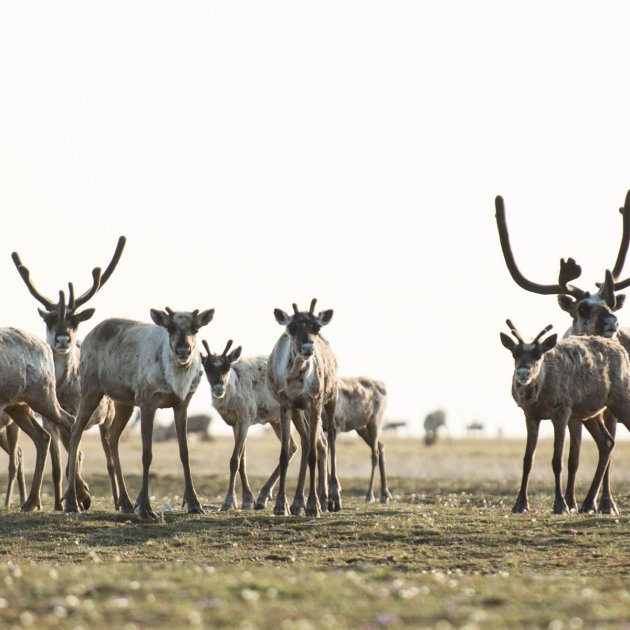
[2,2,630,438]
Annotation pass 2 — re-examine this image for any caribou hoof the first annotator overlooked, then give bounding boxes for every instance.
[63,498,82,514]
[380,491,393,504]
[242,496,254,510]
[134,504,160,522]
[273,497,290,516]
[552,501,570,515]
[118,497,135,513]
[290,501,305,516]
[53,501,64,512]
[365,493,375,503]
[21,497,41,512]
[579,500,597,514]
[599,497,620,516]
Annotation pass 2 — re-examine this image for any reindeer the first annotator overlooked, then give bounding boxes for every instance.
[11,237,125,509]
[500,320,630,514]
[267,299,339,517]
[423,409,447,446]
[335,377,392,503]
[63,307,214,520]
[200,340,294,510]
[0,328,75,510]
[0,417,26,507]
[496,192,630,513]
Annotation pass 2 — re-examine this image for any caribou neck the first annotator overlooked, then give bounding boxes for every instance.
[160,340,202,402]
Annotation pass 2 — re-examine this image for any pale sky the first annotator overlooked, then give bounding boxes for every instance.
[2,2,630,438]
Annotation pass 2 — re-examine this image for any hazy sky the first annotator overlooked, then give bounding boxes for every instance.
[2,2,630,438]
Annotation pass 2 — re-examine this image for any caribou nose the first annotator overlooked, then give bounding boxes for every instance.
[516,367,530,382]
[300,342,314,356]
[55,335,70,348]
[176,345,191,359]
[212,383,226,397]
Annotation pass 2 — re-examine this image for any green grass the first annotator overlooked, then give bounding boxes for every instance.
[2,437,630,628]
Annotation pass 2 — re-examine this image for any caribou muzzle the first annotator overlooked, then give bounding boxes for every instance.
[600,314,619,338]
[175,344,193,363]
[54,334,72,353]
[211,383,226,398]
[300,342,315,357]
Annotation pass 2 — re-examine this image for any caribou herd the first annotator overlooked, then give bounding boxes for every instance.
[0,242,391,519]
[3,189,630,519]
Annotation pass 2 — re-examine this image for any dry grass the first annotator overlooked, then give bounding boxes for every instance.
[2,433,630,628]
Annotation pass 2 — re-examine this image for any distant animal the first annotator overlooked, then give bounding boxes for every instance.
[267,298,339,517]
[63,307,214,520]
[129,410,213,442]
[334,377,391,503]
[382,421,407,432]
[465,421,485,437]
[501,320,630,514]
[423,409,446,446]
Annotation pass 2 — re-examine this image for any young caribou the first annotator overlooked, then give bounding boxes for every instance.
[335,377,392,503]
[63,307,214,520]
[496,192,630,513]
[501,320,630,514]
[200,340,299,511]
[11,237,125,509]
[267,299,339,517]
[0,327,75,511]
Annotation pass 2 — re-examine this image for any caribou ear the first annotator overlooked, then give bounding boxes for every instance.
[541,334,558,353]
[317,309,333,326]
[274,309,291,326]
[227,346,242,363]
[196,309,215,328]
[557,295,576,316]
[500,332,516,351]
[74,308,96,323]
[37,308,49,320]
[150,309,169,328]
[614,294,626,311]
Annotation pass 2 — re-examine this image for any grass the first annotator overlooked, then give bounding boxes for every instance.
[1,434,630,628]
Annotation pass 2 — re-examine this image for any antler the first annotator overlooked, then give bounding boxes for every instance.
[292,303,299,314]
[72,236,126,309]
[505,319,524,344]
[558,257,587,300]
[532,324,553,344]
[495,196,580,295]
[10,252,55,309]
[611,189,630,279]
[309,298,317,314]
[201,340,211,357]
[222,340,233,356]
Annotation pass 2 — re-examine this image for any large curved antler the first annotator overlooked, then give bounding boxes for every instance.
[611,189,630,279]
[72,236,126,309]
[495,196,580,295]
[10,252,55,309]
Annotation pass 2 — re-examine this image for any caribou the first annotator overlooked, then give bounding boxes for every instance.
[496,192,630,513]
[63,307,214,520]
[501,320,630,514]
[11,237,125,509]
[201,340,298,511]
[267,299,339,517]
[201,339,329,511]
[335,377,392,503]
[0,327,75,511]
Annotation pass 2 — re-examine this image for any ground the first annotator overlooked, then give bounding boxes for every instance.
[1,433,630,629]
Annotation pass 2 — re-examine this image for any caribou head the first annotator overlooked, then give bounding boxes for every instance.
[495,192,630,338]
[199,339,242,398]
[273,298,333,357]
[150,307,215,366]
[11,237,126,354]
[500,320,557,386]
